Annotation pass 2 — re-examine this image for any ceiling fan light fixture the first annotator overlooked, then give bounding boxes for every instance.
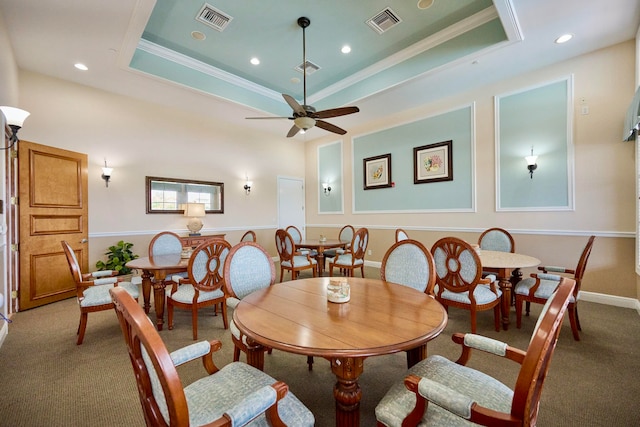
[294,116,316,130]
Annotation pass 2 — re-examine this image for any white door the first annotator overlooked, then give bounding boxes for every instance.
[277,176,305,238]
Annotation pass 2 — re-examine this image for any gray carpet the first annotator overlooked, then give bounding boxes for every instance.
[1,267,639,426]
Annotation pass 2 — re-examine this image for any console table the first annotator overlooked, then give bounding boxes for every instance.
[179,234,226,247]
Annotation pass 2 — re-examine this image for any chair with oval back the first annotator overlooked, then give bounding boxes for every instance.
[381,239,435,294]
[327,227,369,278]
[109,286,315,427]
[375,277,576,426]
[148,231,184,256]
[61,240,140,345]
[166,239,231,340]
[275,229,317,282]
[515,235,595,340]
[322,225,355,271]
[431,237,501,333]
[478,227,515,253]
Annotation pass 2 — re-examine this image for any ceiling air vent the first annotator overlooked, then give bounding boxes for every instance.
[196,3,233,32]
[366,8,402,34]
[294,60,321,76]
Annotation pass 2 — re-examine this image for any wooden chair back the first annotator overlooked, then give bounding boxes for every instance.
[512,277,575,424]
[110,286,190,426]
[187,239,232,293]
[395,228,409,242]
[478,227,515,253]
[149,231,183,256]
[61,240,84,291]
[380,239,435,294]
[275,229,296,264]
[338,225,355,244]
[431,236,484,295]
[285,225,303,243]
[350,227,369,262]
[573,235,595,292]
[240,230,256,242]
[223,241,276,300]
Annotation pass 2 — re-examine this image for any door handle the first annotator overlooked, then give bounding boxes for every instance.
[80,239,88,244]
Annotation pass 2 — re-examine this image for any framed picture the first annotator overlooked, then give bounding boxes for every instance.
[414,140,453,184]
[363,153,392,190]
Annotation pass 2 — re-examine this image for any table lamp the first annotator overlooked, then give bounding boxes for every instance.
[184,203,206,236]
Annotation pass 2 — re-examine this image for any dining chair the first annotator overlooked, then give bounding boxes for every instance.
[431,236,501,333]
[148,231,183,256]
[322,224,355,270]
[61,240,140,345]
[275,229,317,282]
[515,235,595,341]
[167,239,231,340]
[395,228,410,242]
[478,227,515,253]
[327,227,369,278]
[375,277,576,427]
[223,241,276,369]
[109,286,315,427]
[285,225,318,258]
[380,239,435,294]
[149,231,192,287]
[239,230,256,242]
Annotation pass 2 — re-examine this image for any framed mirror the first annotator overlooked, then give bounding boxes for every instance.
[146,176,224,214]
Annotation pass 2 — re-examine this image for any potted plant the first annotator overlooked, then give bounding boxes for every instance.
[96,240,139,275]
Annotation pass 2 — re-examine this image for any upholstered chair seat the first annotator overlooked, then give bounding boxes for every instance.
[79,280,139,307]
[325,253,363,267]
[435,283,501,306]
[281,255,317,268]
[328,227,369,278]
[515,273,576,302]
[275,229,317,281]
[169,284,226,304]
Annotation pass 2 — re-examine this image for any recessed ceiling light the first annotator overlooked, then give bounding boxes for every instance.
[191,31,206,41]
[74,63,88,71]
[250,57,260,65]
[291,77,300,84]
[341,45,351,54]
[555,34,573,44]
[417,0,434,9]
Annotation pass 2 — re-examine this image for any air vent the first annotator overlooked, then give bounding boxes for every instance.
[366,8,402,34]
[195,3,233,32]
[294,60,321,76]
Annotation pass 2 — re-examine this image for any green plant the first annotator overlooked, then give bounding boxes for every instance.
[95,240,139,275]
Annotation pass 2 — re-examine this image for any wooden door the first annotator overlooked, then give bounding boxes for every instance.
[18,141,88,310]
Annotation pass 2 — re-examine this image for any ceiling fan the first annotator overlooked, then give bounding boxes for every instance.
[246,17,360,138]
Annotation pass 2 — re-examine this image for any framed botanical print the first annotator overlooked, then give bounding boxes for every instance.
[414,140,453,184]
[363,153,392,190]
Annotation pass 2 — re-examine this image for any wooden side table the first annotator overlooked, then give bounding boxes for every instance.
[180,234,226,247]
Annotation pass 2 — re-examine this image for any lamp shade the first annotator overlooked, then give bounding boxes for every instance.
[184,203,205,217]
[294,116,316,130]
[525,155,538,166]
[0,106,30,127]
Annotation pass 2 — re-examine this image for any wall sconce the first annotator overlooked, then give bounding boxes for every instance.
[244,180,253,195]
[322,182,331,196]
[101,160,113,187]
[0,106,30,149]
[525,147,538,179]
[184,203,206,236]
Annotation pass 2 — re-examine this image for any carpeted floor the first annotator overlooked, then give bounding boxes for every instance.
[0,266,639,426]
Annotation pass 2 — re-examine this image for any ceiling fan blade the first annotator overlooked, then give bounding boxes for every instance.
[287,124,301,138]
[311,106,360,119]
[283,94,306,116]
[315,120,347,135]
[246,116,293,119]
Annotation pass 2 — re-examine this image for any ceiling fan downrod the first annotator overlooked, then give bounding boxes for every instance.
[298,17,310,107]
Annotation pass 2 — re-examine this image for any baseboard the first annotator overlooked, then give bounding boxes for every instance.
[0,321,7,350]
[580,290,640,314]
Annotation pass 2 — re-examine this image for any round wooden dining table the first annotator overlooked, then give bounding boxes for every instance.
[233,276,448,427]
[298,238,346,275]
[478,249,540,330]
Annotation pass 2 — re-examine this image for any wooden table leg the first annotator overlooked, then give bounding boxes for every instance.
[152,274,167,331]
[406,344,427,368]
[245,339,266,371]
[140,270,153,314]
[331,357,364,427]
[496,268,512,330]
